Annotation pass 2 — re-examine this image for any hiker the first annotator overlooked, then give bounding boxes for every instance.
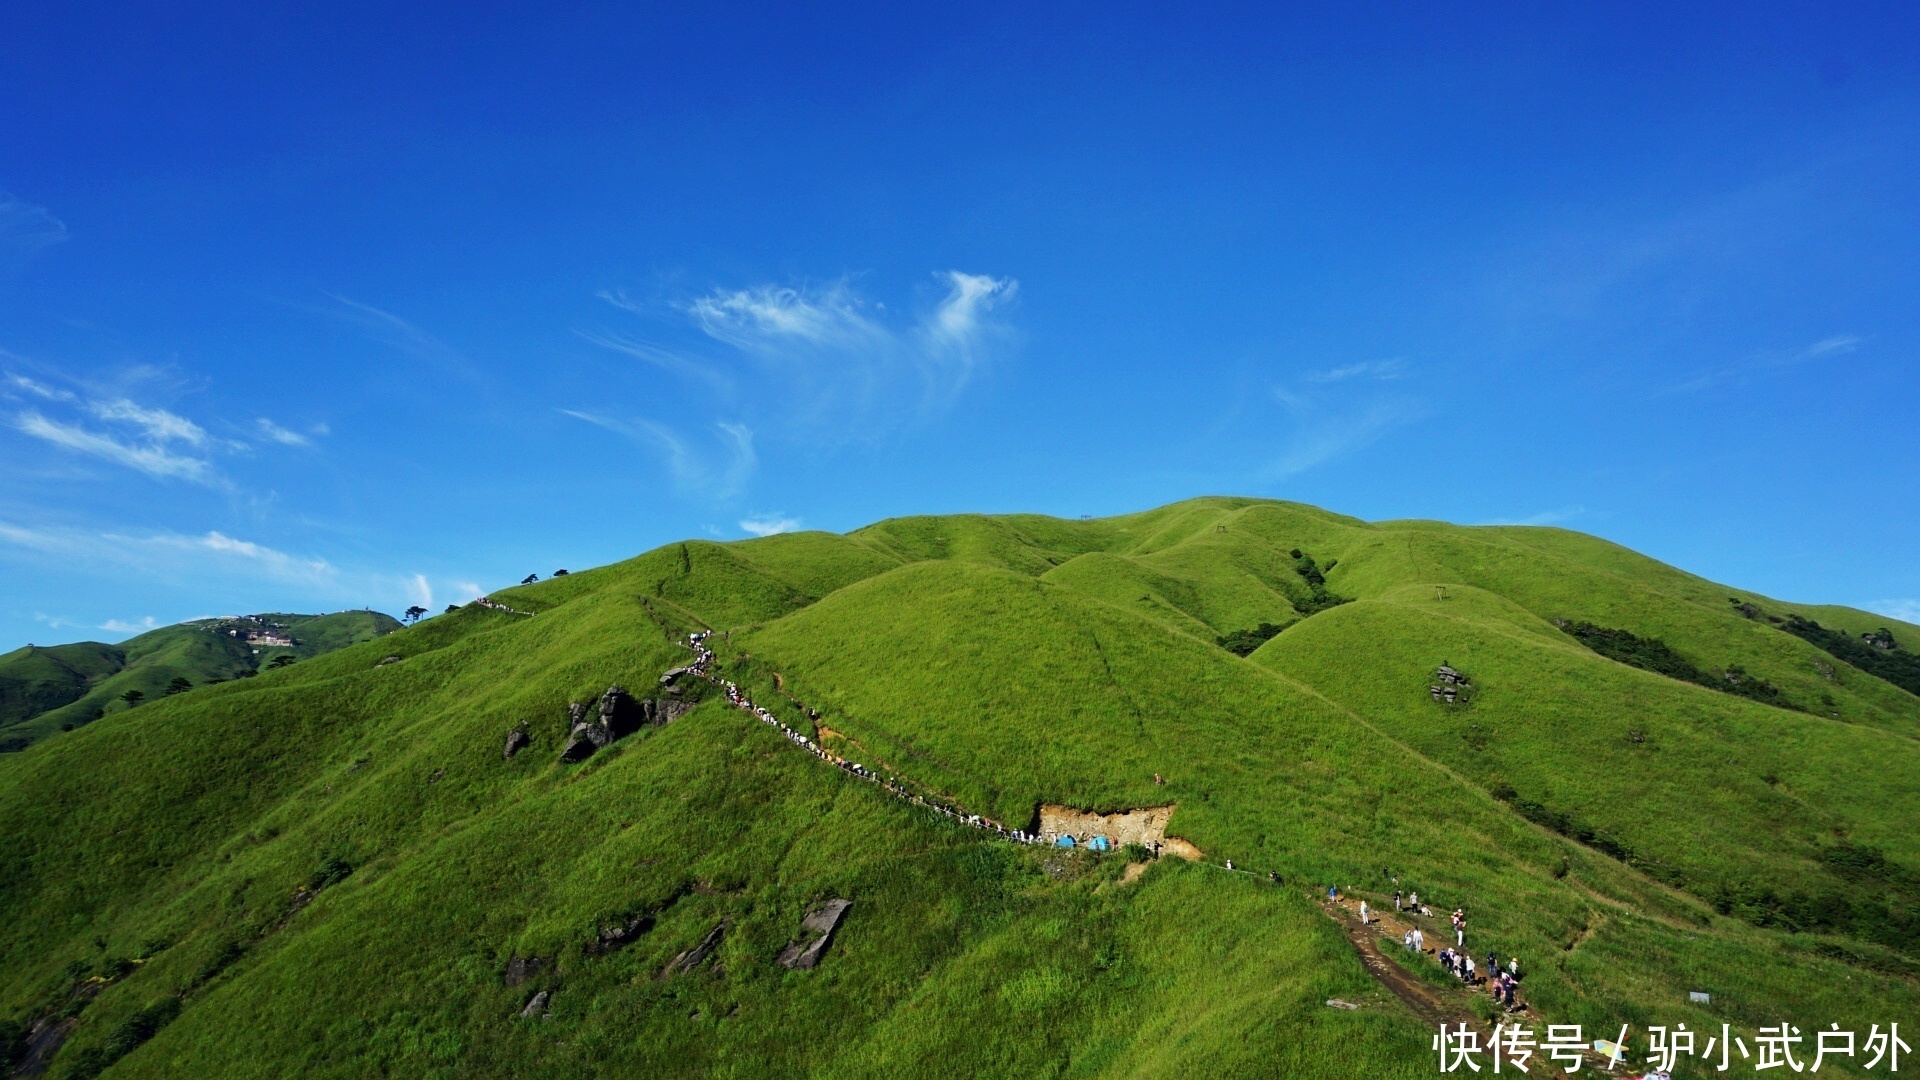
[1508,957,1520,979]
[1464,954,1476,983]
[1225,859,1234,871]
[1393,890,1402,911]
[1403,929,1413,951]
[1412,928,1424,952]
[1327,885,1339,901]
[1409,891,1419,909]
[1358,901,1369,924]
[1269,871,1279,883]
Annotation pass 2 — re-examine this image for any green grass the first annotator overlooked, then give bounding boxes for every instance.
[0,610,402,752]
[2,496,1916,1077]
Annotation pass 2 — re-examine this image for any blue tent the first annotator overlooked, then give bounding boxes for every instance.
[1054,835,1077,848]
[1088,836,1112,852]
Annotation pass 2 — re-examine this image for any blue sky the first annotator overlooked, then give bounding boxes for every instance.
[3,2,1918,648]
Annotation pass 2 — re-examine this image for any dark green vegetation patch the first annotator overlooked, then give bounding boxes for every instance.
[1556,619,1801,710]
[1781,615,1920,700]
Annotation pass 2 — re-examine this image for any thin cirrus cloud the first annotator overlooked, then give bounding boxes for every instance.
[559,410,757,499]
[1264,358,1424,480]
[0,520,336,586]
[1476,506,1588,527]
[255,417,324,447]
[1869,599,1920,627]
[1660,334,1861,396]
[14,410,219,484]
[0,192,68,269]
[573,271,1014,502]
[0,518,477,622]
[4,367,321,482]
[739,515,800,537]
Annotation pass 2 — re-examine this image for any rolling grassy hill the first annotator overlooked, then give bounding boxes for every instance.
[0,611,403,753]
[1,497,1915,1077]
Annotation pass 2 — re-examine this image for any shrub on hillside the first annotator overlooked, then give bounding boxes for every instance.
[1218,623,1287,656]
[1780,615,1920,699]
[102,997,181,1063]
[1558,620,1802,711]
[1289,551,1352,616]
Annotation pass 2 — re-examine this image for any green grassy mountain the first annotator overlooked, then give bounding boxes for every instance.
[2,498,1915,1077]
[0,611,403,753]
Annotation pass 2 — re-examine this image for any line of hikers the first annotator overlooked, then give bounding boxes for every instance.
[1353,882,1525,1013]
[686,632,1049,846]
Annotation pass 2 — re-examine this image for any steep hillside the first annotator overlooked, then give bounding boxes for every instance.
[1,498,1915,1078]
[0,611,402,752]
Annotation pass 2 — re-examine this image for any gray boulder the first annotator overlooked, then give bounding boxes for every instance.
[519,990,550,1019]
[776,899,852,970]
[502,729,529,759]
[661,921,726,978]
[503,955,546,987]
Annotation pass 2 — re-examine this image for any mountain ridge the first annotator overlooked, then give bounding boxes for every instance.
[2,496,1915,1077]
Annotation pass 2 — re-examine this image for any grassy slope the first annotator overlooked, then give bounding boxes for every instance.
[2,497,1916,1077]
[0,611,403,752]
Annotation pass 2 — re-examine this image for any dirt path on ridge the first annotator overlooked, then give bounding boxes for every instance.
[1321,899,1476,1030]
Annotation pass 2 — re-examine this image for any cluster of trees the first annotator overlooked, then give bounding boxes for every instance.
[1287,549,1351,615]
[1780,616,1920,698]
[1218,622,1287,657]
[1557,620,1801,711]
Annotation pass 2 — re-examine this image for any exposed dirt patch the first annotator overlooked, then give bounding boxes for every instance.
[1037,804,1203,859]
[1322,899,1474,1031]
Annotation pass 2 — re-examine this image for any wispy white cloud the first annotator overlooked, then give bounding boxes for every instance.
[154,530,337,584]
[453,581,484,603]
[5,373,76,402]
[0,521,335,586]
[321,294,476,378]
[1263,354,1424,480]
[1305,358,1406,384]
[407,573,433,608]
[1661,333,1862,396]
[590,270,1017,440]
[1263,400,1420,479]
[740,515,801,537]
[1477,506,1587,527]
[15,410,219,484]
[1868,599,1920,627]
[88,398,208,446]
[100,617,159,634]
[920,271,1017,379]
[0,193,68,264]
[559,410,757,498]
[255,417,317,447]
[572,329,731,390]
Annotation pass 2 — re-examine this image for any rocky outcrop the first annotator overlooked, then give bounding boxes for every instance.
[659,667,690,686]
[12,1016,77,1077]
[584,915,654,956]
[502,729,529,759]
[559,689,694,762]
[776,899,851,970]
[503,954,547,987]
[661,921,726,978]
[519,990,550,1019]
[598,685,643,739]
